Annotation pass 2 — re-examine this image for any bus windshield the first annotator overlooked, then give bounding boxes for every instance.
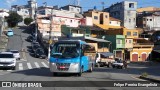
[51,43,80,59]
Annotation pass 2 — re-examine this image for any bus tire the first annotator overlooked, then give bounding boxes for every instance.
[88,65,93,72]
[78,67,83,76]
[53,72,57,76]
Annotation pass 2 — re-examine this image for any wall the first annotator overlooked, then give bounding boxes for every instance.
[123,28,139,38]
[109,21,121,26]
[130,48,152,61]
[143,16,160,31]
[84,10,109,26]
[125,38,133,48]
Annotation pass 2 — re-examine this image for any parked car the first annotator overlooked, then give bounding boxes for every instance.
[34,48,46,59]
[26,35,36,42]
[32,44,41,52]
[112,59,125,69]
[7,29,14,36]
[0,52,16,70]
[9,50,20,60]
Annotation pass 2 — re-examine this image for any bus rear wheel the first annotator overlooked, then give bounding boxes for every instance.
[53,72,58,76]
[88,65,93,72]
[77,67,83,76]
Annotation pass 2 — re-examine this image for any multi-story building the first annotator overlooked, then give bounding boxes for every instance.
[37,8,83,37]
[105,35,125,60]
[61,5,82,14]
[137,8,160,31]
[11,0,37,19]
[84,10,110,26]
[104,1,137,29]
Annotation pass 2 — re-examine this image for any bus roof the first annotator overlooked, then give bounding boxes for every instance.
[56,40,88,45]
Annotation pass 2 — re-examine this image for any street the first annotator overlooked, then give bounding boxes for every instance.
[0,27,159,90]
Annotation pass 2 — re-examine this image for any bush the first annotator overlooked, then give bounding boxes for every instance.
[141,72,148,77]
[24,18,33,26]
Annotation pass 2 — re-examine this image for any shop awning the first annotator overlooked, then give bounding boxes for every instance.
[99,52,113,57]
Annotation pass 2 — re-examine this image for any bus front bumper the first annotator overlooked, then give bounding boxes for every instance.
[49,63,80,73]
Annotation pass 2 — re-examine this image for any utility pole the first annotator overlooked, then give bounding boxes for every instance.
[48,8,53,59]
[35,9,38,41]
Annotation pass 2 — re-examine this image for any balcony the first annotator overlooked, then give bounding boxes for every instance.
[133,43,154,48]
[116,43,125,48]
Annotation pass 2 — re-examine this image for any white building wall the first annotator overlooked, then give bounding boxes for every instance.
[109,21,121,26]
[85,17,93,26]
[145,16,160,30]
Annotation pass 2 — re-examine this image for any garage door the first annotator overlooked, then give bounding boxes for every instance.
[142,53,147,61]
[132,54,138,62]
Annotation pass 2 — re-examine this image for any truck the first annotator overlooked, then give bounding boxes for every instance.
[49,40,96,76]
[95,52,115,67]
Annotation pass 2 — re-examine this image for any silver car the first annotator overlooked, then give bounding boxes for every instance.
[0,52,16,70]
[10,50,20,60]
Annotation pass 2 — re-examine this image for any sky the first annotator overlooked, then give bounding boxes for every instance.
[1,0,160,11]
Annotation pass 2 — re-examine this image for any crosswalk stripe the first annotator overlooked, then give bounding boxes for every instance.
[7,70,12,71]
[19,63,23,70]
[41,62,48,67]
[34,62,40,68]
[27,63,32,69]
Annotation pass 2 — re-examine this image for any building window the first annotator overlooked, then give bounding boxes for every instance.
[150,19,152,21]
[94,16,98,20]
[78,21,81,24]
[127,32,131,36]
[25,11,28,14]
[133,32,138,36]
[77,9,79,12]
[105,15,108,18]
[117,39,122,44]
[129,19,131,23]
[134,18,136,22]
[71,8,74,11]
[70,20,72,23]
[129,3,134,8]
[129,40,132,43]
[110,21,111,24]
[147,19,148,21]
[143,18,145,21]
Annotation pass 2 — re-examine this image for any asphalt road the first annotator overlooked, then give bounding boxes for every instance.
[0,27,159,90]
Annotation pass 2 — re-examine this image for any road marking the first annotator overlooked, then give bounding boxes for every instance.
[27,63,32,69]
[19,63,23,70]
[41,62,48,68]
[7,70,12,71]
[34,62,40,68]
[22,49,27,61]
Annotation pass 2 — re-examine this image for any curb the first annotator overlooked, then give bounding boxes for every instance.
[139,76,160,83]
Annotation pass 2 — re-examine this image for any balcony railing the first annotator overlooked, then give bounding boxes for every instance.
[133,43,154,48]
[116,44,125,48]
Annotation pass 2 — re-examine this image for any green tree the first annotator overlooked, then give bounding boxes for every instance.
[24,17,33,26]
[6,12,23,27]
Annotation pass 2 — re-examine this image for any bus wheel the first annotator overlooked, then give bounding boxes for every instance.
[53,72,57,76]
[78,67,83,76]
[88,65,93,72]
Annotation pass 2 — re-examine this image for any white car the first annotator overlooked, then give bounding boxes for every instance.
[0,52,16,70]
[112,60,124,69]
[10,50,20,60]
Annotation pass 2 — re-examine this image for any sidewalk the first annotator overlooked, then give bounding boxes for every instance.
[129,61,160,83]
[0,35,8,52]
